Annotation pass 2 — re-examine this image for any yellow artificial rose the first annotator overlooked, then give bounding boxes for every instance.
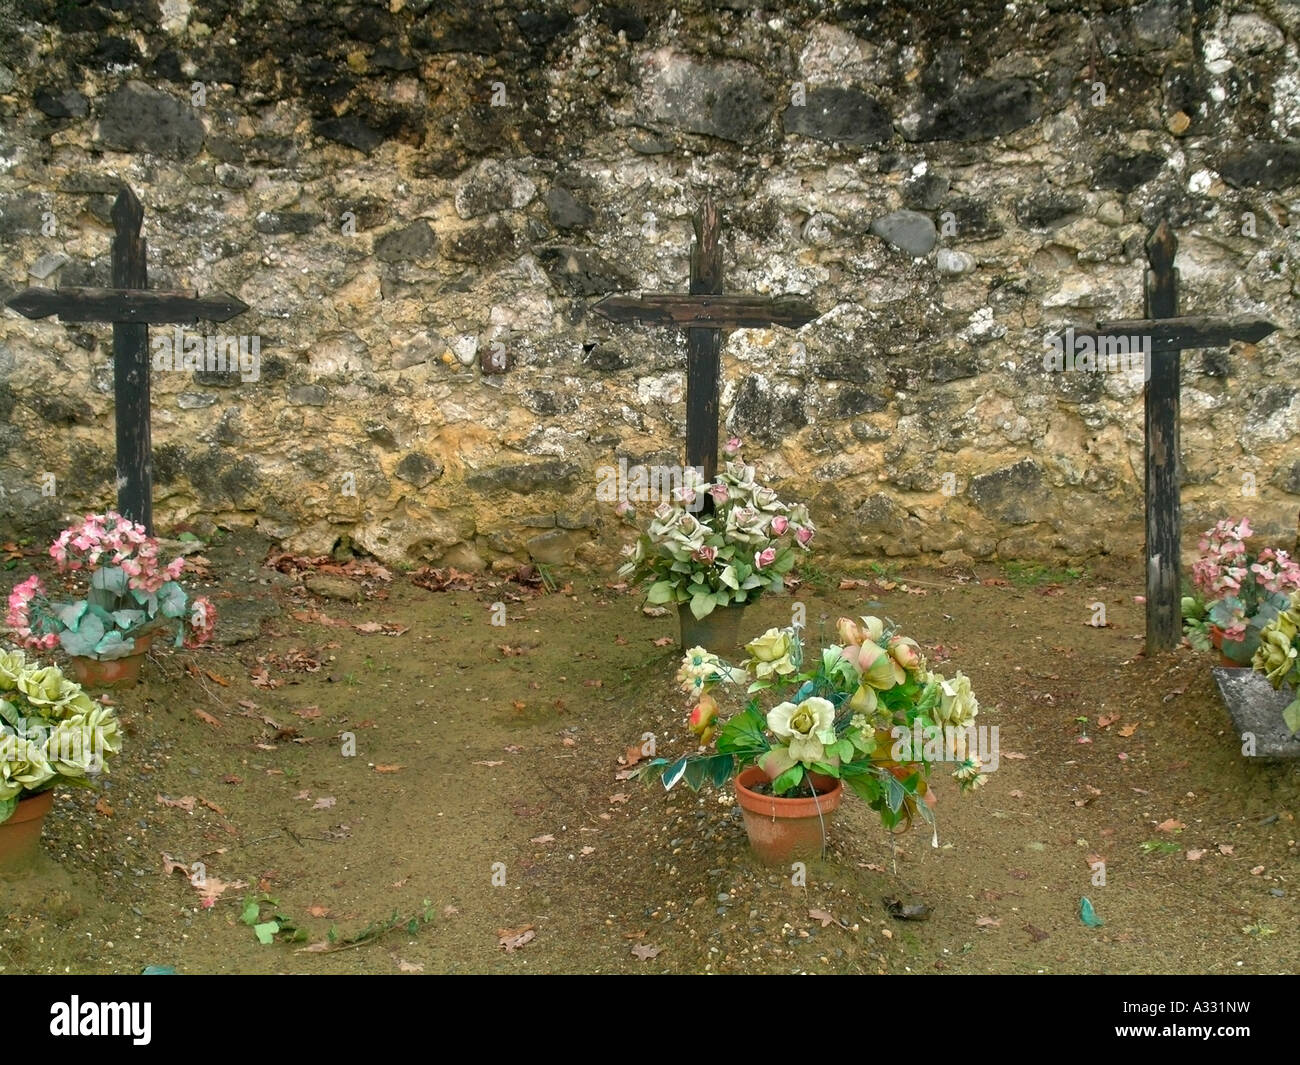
[744,629,797,680]
[17,665,66,708]
[0,649,27,691]
[932,671,979,728]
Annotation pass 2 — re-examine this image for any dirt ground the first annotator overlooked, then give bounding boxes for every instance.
[2,530,1297,975]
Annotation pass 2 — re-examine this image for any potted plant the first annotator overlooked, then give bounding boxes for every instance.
[640,617,987,864]
[6,511,217,689]
[1252,592,1300,736]
[616,438,815,649]
[1190,517,1300,665]
[0,645,122,867]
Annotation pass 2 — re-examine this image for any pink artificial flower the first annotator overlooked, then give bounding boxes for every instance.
[694,545,717,563]
[795,526,814,546]
[770,515,789,536]
[709,484,728,504]
[754,547,776,570]
[723,437,742,457]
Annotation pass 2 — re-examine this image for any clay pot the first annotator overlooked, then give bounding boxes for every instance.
[678,603,748,652]
[1208,625,1244,668]
[66,632,158,690]
[0,790,54,870]
[734,765,843,865]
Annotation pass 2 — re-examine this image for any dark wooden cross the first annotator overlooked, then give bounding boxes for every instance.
[4,185,248,534]
[592,199,817,488]
[1057,220,1278,654]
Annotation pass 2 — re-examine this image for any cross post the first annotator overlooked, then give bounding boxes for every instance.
[1054,220,1278,654]
[5,185,248,533]
[592,198,817,495]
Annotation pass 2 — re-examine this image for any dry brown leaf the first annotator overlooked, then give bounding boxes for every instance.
[498,925,536,953]
[375,764,403,773]
[609,793,629,805]
[94,797,114,817]
[395,958,424,972]
[1009,789,1024,799]
[1024,923,1050,942]
[472,760,504,767]
[1003,751,1027,761]
[199,797,225,815]
[156,794,196,811]
[355,621,409,636]
[580,846,595,856]
[203,670,229,687]
[561,737,577,748]
[1097,713,1119,728]
[193,709,221,728]
[530,834,555,844]
[1250,865,1265,875]
[808,908,840,928]
[1186,849,1206,861]
[630,942,661,961]
[222,774,242,785]
[1218,843,1235,856]
[442,905,458,916]
[1118,723,1139,737]
[312,796,336,810]
[651,636,673,647]
[307,905,330,918]
[294,706,322,720]
[975,915,1001,928]
[1156,818,1185,833]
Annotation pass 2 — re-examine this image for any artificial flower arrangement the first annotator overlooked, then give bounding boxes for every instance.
[0,646,121,822]
[1252,591,1300,736]
[1184,517,1300,663]
[640,616,986,834]
[6,511,217,661]
[617,438,814,620]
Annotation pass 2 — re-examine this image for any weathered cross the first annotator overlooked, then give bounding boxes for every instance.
[4,185,248,534]
[592,199,818,491]
[1056,221,1278,653]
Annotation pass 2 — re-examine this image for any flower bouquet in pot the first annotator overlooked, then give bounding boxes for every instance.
[639,617,987,864]
[616,439,815,650]
[6,511,217,688]
[1252,592,1300,736]
[0,646,122,865]
[1188,518,1300,665]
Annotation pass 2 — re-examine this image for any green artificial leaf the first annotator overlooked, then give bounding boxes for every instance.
[810,761,840,778]
[772,550,796,575]
[833,738,856,763]
[719,565,739,590]
[157,581,188,619]
[56,601,89,629]
[1079,896,1104,928]
[112,609,146,631]
[58,628,98,658]
[771,764,804,795]
[253,921,280,945]
[1139,839,1181,855]
[661,756,689,791]
[91,566,128,596]
[683,758,709,791]
[0,699,20,728]
[716,709,767,756]
[883,773,907,814]
[689,593,714,620]
[240,898,261,926]
[77,611,106,648]
[141,966,176,975]
[0,795,15,824]
[92,630,136,661]
[707,754,735,788]
[1283,698,1300,738]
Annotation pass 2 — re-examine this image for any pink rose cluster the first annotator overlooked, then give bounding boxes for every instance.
[51,512,184,594]
[1193,518,1300,601]
[6,574,57,650]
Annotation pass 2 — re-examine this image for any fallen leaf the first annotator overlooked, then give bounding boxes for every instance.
[651,636,673,647]
[561,737,577,748]
[203,670,230,686]
[511,701,526,711]
[472,760,505,767]
[199,797,225,815]
[307,905,330,918]
[237,699,259,711]
[530,834,555,844]
[94,797,114,817]
[312,796,336,810]
[1024,923,1050,942]
[1186,849,1205,861]
[580,846,595,856]
[442,905,458,916]
[504,744,524,754]
[1156,819,1185,833]
[375,764,403,773]
[498,925,536,953]
[808,908,840,928]
[975,915,1001,928]
[193,709,221,728]
[583,679,603,688]
[395,958,424,972]
[1250,865,1265,876]
[609,793,629,805]
[1218,844,1234,856]
[295,789,312,800]
[1097,713,1119,729]
[222,774,243,785]
[1009,789,1024,799]
[641,606,669,617]
[1118,723,1139,737]
[354,621,409,636]
[1003,751,1027,761]
[294,706,322,720]
[156,794,196,811]
[631,942,661,961]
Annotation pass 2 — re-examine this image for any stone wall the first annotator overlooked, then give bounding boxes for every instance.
[1,0,1298,570]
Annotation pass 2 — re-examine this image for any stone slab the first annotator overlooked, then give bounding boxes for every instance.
[1212,666,1300,760]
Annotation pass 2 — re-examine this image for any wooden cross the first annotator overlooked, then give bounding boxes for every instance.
[592,199,817,489]
[1056,221,1278,654]
[4,185,248,534]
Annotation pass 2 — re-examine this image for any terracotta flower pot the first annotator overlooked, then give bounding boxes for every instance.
[0,790,54,870]
[678,603,747,652]
[734,765,843,865]
[66,632,158,690]
[1208,625,1244,668]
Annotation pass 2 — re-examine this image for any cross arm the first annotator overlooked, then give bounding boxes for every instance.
[592,293,818,330]
[5,286,249,325]
[1054,314,1277,354]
